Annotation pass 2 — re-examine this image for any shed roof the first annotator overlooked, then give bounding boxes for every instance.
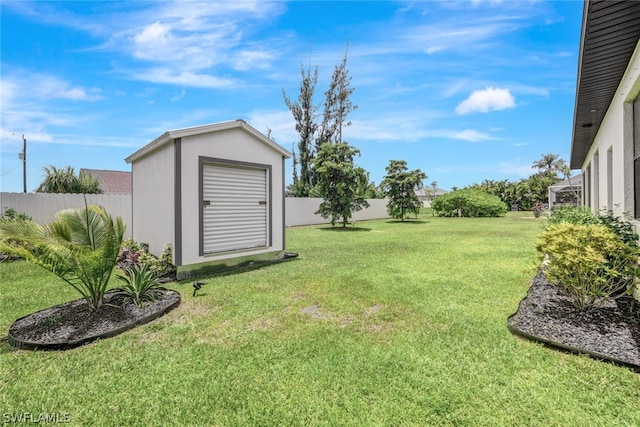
[125,119,291,164]
[570,0,640,169]
[80,168,132,194]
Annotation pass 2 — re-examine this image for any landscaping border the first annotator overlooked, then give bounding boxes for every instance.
[507,275,640,372]
[7,290,181,351]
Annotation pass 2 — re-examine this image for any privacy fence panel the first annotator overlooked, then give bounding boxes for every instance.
[0,193,133,237]
[285,198,389,226]
[0,193,389,237]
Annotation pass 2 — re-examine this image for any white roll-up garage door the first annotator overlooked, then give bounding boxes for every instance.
[202,163,268,254]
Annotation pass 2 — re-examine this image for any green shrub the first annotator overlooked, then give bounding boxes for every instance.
[536,223,639,311]
[598,210,639,248]
[549,205,600,226]
[1,208,31,222]
[118,240,175,279]
[549,206,638,248]
[0,208,33,261]
[431,189,507,217]
[114,263,165,307]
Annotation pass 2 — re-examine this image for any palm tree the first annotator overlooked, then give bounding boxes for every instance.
[0,204,125,310]
[36,165,102,194]
[532,154,568,179]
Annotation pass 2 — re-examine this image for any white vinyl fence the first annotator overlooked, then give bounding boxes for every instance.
[285,197,389,226]
[0,193,133,237]
[0,193,389,235]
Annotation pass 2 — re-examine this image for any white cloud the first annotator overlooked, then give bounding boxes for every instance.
[55,87,103,101]
[450,129,496,142]
[133,22,175,60]
[248,110,298,145]
[133,69,235,88]
[234,50,275,71]
[2,72,104,102]
[455,87,515,115]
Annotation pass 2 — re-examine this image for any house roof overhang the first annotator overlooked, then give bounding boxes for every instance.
[125,119,291,164]
[570,0,640,169]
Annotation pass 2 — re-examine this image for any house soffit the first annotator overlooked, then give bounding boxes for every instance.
[570,0,640,169]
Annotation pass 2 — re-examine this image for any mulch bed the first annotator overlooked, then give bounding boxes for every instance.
[7,290,181,350]
[508,273,640,371]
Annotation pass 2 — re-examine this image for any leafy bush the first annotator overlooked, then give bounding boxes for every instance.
[0,204,125,310]
[118,239,175,279]
[431,189,507,217]
[549,206,638,248]
[114,263,165,307]
[0,209,33,261]
[1,208,31,222]
[598,210,639,248]
[536,223,639,311]
[549,205,600,226]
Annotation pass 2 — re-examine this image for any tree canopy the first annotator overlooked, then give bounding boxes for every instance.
[36,165,102,194]
[381,160,426,221]
[313,143,369,227]
[284,48,358,197]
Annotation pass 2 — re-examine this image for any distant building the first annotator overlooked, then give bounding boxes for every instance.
[548,174,583,210]
[80,169,132,194]
[415,187,448,208]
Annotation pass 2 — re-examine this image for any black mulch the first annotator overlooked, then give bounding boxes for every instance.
[508,273,640,370]
[7,289,180,350]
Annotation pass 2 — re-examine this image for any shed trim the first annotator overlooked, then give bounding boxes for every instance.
[174,138,182,266]
[125,119,291,164]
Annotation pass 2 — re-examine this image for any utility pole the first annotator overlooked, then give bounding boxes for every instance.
[18,135,26,193]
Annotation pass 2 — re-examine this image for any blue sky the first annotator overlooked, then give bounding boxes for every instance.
[0,0,583,193]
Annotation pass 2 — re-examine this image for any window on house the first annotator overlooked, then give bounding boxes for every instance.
[607,147,613,212]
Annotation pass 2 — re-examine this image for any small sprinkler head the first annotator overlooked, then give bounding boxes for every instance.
[193,281,205,297]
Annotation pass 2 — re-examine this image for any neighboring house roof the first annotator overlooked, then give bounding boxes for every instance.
[570,0,640,169]
[80,168,132,194]
[549,174,584,191]
[415,188,448,199]
[125,119,291,164]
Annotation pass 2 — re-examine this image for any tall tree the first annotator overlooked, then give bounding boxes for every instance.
[313,142,369,227]
[317,47,358,148]
[283,64,319,196]
[381,160,427,221]
[532,153,566,178]
[36,165,102,194]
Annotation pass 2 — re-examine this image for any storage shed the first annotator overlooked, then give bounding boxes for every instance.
[125,119,291,279]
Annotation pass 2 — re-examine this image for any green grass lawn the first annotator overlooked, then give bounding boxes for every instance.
[2,213,640,426]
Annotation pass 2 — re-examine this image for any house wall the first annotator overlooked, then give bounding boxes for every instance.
[583,41,640,217]
[178,128,285,267]
[130,143,175,258]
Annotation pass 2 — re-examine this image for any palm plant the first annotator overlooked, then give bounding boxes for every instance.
[0,204,125,310]
[115,264,165,307]
[36,165,102,194]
